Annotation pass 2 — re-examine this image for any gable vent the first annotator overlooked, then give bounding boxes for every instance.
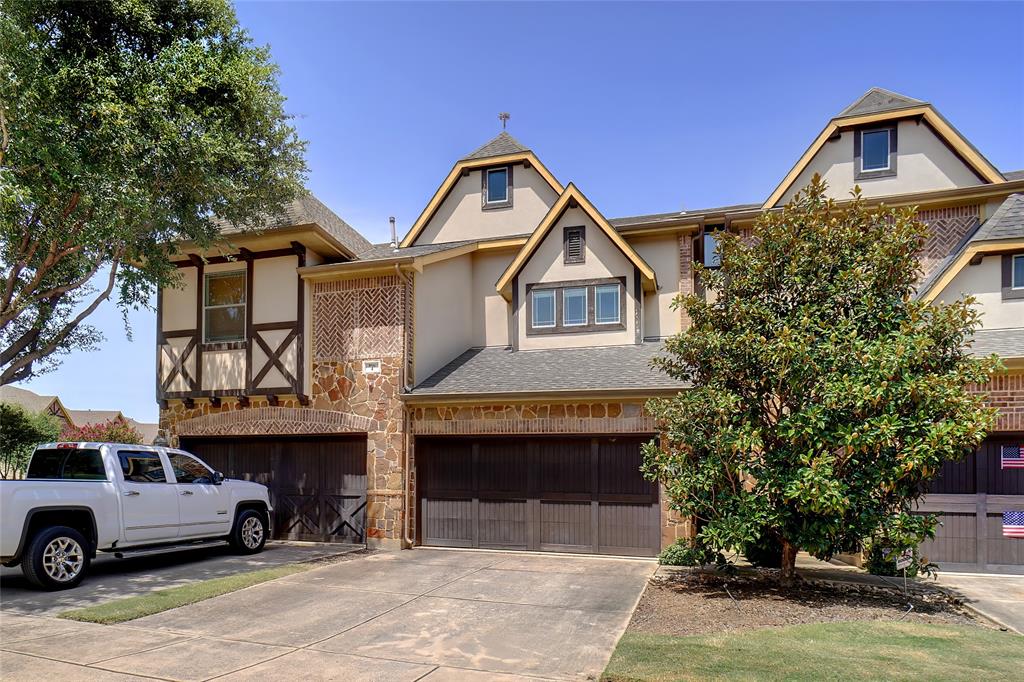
[564,226,585,264]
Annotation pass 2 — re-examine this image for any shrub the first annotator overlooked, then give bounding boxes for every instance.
[659,538,721,566]
[0,402,60,479]
[863,541,937,578]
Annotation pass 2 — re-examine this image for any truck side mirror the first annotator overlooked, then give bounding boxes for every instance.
[212,471,224,485]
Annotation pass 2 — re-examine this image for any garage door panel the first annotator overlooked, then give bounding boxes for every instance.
[920,512,977,564]
[599,503,659,556]
[422,441,474,493]
[478,441,527,494]
[986,514,1024,565]
[539,501,592,551]
[479,499,527,548]
[537,440,592,495]
[423,498,474,547]
[181,436,367,545]
[600,438,656,496]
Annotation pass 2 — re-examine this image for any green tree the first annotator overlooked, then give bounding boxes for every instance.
[0,0,307,384]
[643,177,999,581]
[0,402,60,478]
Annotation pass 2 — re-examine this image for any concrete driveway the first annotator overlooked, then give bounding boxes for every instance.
[936,573,1024,634]
[0,542,354,617]
[0,548,655,681]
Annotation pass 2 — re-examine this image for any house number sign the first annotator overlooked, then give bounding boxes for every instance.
[362,359,382,375]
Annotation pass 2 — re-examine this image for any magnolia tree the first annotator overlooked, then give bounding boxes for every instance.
[0,402,60,478]
[643,177,999,581]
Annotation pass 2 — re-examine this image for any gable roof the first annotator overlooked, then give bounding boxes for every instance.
[0,385,64,416]
[836,87,926,118]
[461,131,530,160]
[400,137,564,248]
[213,194,372,259]
[67,409,125,425]
[763,88,1006,210]
[919,193,1024,301]
[495,183,658,300]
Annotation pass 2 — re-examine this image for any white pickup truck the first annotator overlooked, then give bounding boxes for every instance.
[1,442,273,590]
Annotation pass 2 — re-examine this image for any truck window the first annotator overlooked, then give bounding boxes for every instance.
[118,451,168,483]
[168,452,214,484]
[26,448,107,480]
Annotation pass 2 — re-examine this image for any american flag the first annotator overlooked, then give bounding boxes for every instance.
[1004,511,1024,539]
[1001,445,1024,469]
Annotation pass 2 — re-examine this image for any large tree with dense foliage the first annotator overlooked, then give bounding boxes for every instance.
[0,402,60,478]
[643,177,999,580]
[0,0,307,384]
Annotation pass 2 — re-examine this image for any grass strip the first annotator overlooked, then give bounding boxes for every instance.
[58,563,313,624]
[603,621,1024,682]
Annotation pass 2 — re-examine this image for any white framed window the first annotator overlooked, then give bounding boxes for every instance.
[485,167,510,205]
[531,289,555,328]
[861,129,890,172]
[562,287,587,326]
[1014,254,1024,289]
[203,270,246,343]
[595,284,620,324]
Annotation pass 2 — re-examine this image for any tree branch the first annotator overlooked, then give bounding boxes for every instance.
[0,250,123,385]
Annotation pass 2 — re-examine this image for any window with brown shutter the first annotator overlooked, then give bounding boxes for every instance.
[564,226,585,264]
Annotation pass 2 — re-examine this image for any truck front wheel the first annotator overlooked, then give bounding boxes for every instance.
[22,526,91,590]
[230,509,267,554]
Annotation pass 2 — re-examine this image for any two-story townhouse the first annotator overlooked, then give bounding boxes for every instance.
[157,88,1023,571]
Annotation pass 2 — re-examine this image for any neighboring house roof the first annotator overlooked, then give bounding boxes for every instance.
[763,87,1006,210]
[399,136,564,248]
[213,194,372,259]
[129,420,160,444]
[611,202,763,231]
[0,385,69,420]
[1003,170,1024,181]
[408,343,688,398]
[461,131,530,161]
[919,193,1024,301]
[969,328,1024,360]
[67,409,125,425]
[495,183,658,300]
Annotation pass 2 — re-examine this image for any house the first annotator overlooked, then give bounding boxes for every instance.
[0,386,160,444]
[157,88,1023,571]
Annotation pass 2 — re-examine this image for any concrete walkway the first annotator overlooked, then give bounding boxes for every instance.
[0,548,655,681]
[936,573,1024,634]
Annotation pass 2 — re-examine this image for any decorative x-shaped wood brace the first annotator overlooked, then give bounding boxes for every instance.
[160,337,197,392]
[252,328,298,390]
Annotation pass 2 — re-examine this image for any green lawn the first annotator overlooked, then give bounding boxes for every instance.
[603,621,1023,682]
[58,563,313,624]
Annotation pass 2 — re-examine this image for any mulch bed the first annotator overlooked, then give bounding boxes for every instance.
[628,569,985,637]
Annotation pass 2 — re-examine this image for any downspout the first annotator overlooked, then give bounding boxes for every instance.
[394,261,416,548]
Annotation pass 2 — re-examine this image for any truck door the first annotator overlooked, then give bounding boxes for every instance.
[166,450,232,538]
[115,448,180,543]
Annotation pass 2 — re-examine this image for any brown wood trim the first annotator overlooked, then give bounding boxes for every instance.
[481,164,513,210]
[511,275,519,351]
[195,261,204,392]
[563,225,585,265]
[155,287,163,404]
[174,247,297,268]
[244,256,254,392]
[633,267,642,345]
[853,124,898,181]
[201,341,247,352]
[294,243,306,396]
[252,321,297,332]
[251,328,299,389]
[159,329,198,340]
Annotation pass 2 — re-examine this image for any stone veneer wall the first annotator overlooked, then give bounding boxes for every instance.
[409,399,690,550]
[160,273,412,548]
[972,370,1024,433]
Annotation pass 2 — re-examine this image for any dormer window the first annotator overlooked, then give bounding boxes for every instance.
[564,226,585,264]
[483,166,512,209]
[855,126,897,180]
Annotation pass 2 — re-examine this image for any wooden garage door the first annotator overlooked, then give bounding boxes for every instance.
[418,436,660,557]
[180,435,367,544]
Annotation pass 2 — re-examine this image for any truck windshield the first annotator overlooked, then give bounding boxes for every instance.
[26,448,107,480]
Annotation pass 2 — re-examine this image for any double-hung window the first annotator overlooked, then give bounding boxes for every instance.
[204,271,246,344]
[1002,253,1024,301]
[563,287,587,326]
[595,284,620,324]
[532,289,556,328]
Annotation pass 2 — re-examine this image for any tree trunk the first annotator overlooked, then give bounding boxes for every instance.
[780,539,798,586]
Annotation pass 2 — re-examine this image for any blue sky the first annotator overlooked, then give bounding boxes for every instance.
[18,1,1024,423]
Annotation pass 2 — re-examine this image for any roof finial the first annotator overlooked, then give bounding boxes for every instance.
[498,112,510,130]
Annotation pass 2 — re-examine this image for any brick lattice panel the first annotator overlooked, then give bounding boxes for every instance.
[678,233,693,330]
[313,275,406,361]
[174,406,374,436]
[971,371,1024,433]
[916,205,980,280]
[411,402,656,435]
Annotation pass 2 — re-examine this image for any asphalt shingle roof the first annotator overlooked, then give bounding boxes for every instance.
[0,385,60,414]
[461,132,530,161]
[969,328,1024,359]
[214,194,372,257]
[410,343,688,396]
[611,203,761,229]
[836,87,926,118]
[356,239,479,262]
[1004,170,1024,181]
[971,193,1024,242]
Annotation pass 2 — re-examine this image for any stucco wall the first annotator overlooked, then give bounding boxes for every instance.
[630,234,681,339]
[471,250,514,348]
[253,255,298,324]
[414,255,474,382]
[415,164,559,245]
[162,268,197,332]
[516,208,636,350]
[779,119,983,205]
[935,254,1024,330]
[202,349,245,391]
